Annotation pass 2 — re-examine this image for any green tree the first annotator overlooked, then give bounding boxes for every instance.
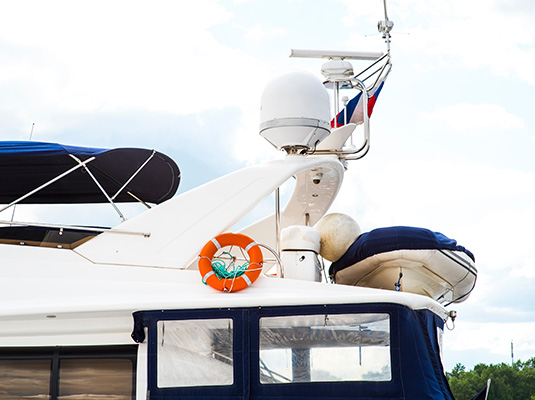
[447,357,535,400]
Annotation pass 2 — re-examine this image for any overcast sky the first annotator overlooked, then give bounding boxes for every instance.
[1,0,534,371]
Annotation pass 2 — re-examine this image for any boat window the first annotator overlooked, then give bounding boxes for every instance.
[0,346,136,399]
[0,226,99,249]
[0,359,51,399]
[58,358,133,399]
[157,318,234,388]
[259,313,391,384]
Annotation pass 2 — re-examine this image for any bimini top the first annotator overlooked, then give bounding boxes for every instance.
[0,141,180,204]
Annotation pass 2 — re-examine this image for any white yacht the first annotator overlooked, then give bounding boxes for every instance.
[0,8,477,400]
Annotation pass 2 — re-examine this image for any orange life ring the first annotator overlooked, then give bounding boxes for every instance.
[198,233,263,292]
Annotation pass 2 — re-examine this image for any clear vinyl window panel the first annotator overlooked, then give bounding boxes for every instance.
[157,318,234,388]
[259,313,391,384]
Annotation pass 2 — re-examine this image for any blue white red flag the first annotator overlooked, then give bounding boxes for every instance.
[331,79,385,128]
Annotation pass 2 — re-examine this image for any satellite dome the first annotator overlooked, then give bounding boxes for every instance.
[259,70,330,153]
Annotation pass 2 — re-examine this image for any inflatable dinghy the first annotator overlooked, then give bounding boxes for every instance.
[330,226,477,304]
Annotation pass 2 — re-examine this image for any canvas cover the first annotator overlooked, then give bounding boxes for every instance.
[134,303,455,399]
[0,141,180,204]
[330,226,475,276]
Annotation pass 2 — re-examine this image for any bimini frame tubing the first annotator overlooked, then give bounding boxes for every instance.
[71,150,159,216]
[0,150,159,237]
[0,149,159,221]
[0,156,97,215]
[68,154,126,222]
[111,150,156,207]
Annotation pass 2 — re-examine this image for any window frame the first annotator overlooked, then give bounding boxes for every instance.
[256,311,392,384]
[146,308,249,400]
[142,303,403,400]
[249,304,399,399]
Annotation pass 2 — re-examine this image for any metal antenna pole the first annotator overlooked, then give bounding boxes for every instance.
[383,0,390,26]
[511,340,514,365]
[10,122,36,223]
[379,0,394,52]
[29,122,35,140]
[334,82,340,127]
[275,187,281,256]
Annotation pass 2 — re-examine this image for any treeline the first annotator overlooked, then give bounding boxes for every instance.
[447,358,535,400]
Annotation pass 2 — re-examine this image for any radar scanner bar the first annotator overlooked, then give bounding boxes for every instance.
[290,49,383,60]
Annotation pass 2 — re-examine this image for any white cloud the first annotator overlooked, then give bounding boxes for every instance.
[419,104,524,134]
[511,253,535,279]
[329,158,535,276]
[442,318,535,369]
[245,24,285,42]
[0,0,269,120]
[340,0,535,84]
[333,158,535,218]
[336,0,385,26]
[444,321,535,358]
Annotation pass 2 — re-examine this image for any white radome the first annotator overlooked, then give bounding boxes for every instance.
[259,70,331,152]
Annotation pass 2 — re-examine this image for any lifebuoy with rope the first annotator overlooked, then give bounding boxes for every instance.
[198,233,263,292]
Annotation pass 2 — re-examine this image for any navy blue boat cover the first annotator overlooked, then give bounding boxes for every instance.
[330,226,475,276]
[0,141,180,204]
[135,304,456,399]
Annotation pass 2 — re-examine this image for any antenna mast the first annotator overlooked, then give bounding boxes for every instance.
[10,122,36,223]
[378,0,394,52]
[286,1,394,161]
[29,122,35,141]
[511,339,514,365]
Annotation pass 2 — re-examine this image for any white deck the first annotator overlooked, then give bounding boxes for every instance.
[0,150,450,347]
[0,241,447,347]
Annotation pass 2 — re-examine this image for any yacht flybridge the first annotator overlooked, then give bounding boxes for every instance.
[0,7,477,400]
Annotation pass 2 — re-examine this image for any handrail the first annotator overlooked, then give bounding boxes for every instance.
[0,219,151,237]
[309,78,369,159]
[308,54,392,161]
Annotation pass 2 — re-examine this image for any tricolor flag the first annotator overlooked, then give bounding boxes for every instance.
[331,78,386,128]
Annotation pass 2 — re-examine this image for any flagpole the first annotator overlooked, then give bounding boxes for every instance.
[342,96,349,129]
[334,81,340,127]
[484,379,491,400]
[380,0,393,53]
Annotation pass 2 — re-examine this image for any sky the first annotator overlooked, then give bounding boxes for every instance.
[0,0,534,372]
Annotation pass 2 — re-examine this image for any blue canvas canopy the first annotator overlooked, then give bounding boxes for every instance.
[0,141,180,204]
[133,303,456,399]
